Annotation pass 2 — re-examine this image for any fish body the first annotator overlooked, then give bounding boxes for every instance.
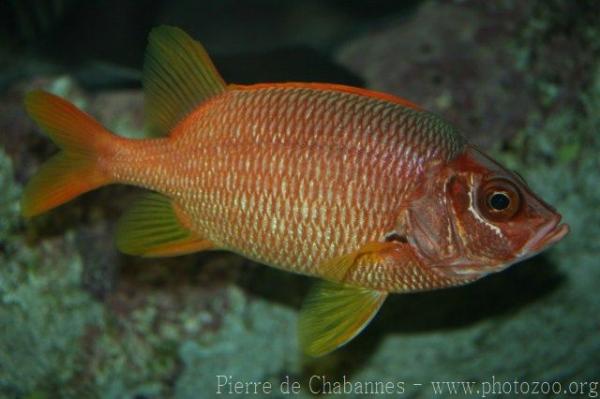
[22,26,569,356]
[110,83,464,291]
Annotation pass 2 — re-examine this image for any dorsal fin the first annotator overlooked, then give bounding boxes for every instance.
[143,25,227,136]
[231,82,423,111]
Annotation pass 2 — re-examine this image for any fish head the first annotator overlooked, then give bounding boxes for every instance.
[405,145,569,279]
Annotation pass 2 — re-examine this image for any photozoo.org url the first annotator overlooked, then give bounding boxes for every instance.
[429,377,597,397]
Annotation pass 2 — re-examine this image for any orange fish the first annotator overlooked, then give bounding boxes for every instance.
[22,26,569,356]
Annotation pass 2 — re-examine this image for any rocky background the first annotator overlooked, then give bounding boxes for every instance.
[0,1,598,398]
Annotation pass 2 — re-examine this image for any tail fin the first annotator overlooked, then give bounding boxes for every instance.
[22,90,113,217]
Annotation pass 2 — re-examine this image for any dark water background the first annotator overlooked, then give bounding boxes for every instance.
[0,1,598,398]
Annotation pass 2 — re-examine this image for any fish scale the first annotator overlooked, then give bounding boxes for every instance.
[107,85,465,281]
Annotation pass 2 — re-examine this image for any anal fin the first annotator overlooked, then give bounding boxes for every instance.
[116,193,215,257]
[299,281,387,357]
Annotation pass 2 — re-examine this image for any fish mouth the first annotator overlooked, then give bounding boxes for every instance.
[445,218,570,279]
[542,222,569,247]
[521,216,570,257]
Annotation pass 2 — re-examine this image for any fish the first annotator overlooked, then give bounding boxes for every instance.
[21,26,569,357]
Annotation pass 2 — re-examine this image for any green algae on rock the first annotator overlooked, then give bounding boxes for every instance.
[0,149,103,397]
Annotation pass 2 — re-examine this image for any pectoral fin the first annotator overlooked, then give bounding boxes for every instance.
[318,241,398,281]
[116,193,216,257]
[299,281,387,357]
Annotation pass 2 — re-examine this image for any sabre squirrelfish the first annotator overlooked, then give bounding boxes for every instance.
[22,26,569,356]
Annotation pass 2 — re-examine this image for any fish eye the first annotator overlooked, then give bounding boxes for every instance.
[478,178,521,221]
[488,192,510,211]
